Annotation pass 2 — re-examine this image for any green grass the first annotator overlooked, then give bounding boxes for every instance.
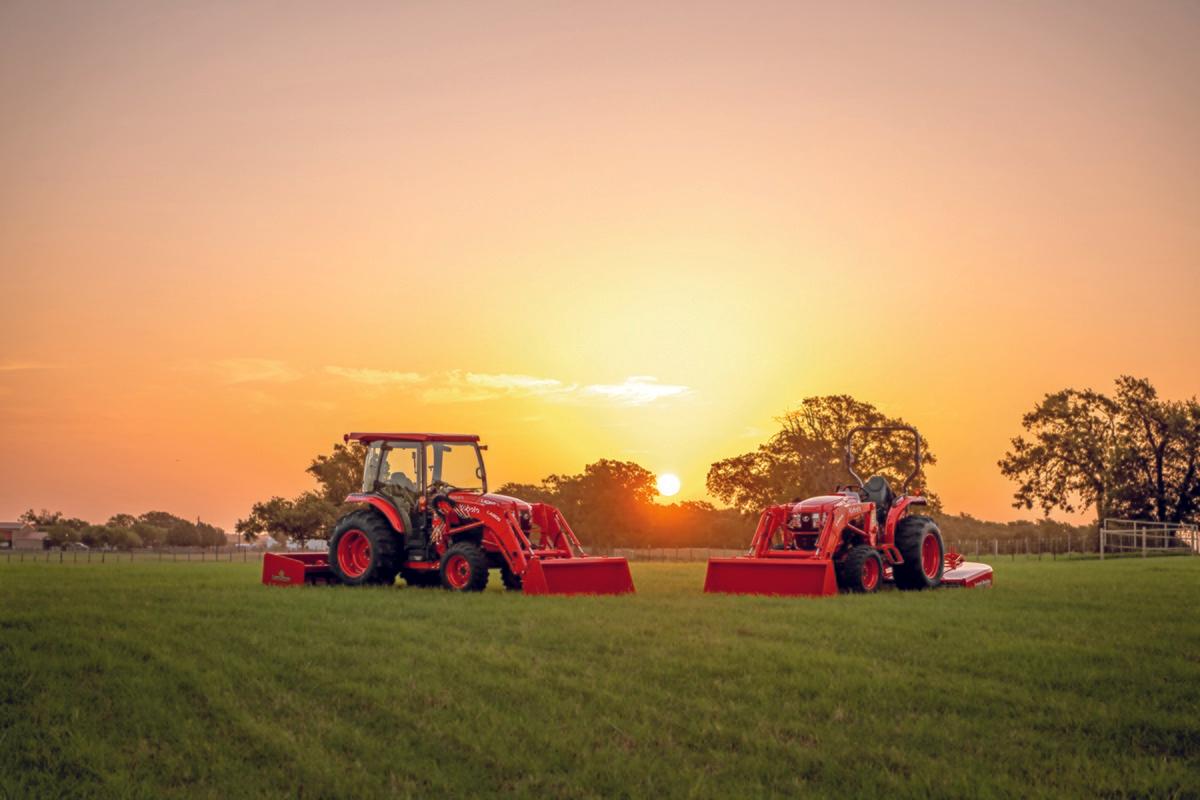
[1,559,1197,799]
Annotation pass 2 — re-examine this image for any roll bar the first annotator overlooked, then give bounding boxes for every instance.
[844,425,922,494]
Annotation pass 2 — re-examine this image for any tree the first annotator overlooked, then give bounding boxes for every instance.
[499,459,760,548]
[307,442,368,503]
[20,508,62,527]
[107,513,138,529]
[139,511,200,546]
[20,509,88,531]
[131,522,167,548]
[42,523,83,548]
[236,492,337,545]
[706,395,937,515]
[1000,376,1200,524]
[238,441,364,545]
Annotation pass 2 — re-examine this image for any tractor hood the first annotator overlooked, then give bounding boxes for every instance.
[478,492,534,514]
[448,490,533,515]
[790,495,852,513]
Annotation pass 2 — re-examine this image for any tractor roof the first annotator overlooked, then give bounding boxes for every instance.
[344,432,481,444]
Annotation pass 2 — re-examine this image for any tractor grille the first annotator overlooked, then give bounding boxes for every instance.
[787,512,822,532]
[791,533,819,550]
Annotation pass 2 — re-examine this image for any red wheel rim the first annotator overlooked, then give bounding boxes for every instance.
[444,554,471,589]
[921,533,941,578]
[862,556,880,591]
[337,530,372,578]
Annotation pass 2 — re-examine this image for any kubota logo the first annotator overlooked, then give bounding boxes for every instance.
[270,570,292,583]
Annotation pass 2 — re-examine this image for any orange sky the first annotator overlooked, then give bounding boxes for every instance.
[2,0,1198,530]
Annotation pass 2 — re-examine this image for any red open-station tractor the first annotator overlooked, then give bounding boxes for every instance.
[704,426,993,597]
[263,432,635,594]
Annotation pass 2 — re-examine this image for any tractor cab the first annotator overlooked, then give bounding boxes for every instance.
[359,434,486,515]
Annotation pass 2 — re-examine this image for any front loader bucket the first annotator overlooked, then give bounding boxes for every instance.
[704,557,838,597]
[522,557,635,595]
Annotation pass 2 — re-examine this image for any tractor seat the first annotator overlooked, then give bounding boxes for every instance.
[862,475,894,526]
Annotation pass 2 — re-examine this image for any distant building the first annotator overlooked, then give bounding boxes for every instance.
[2,522,48,551]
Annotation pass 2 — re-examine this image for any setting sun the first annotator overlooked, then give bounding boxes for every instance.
[656,473,682,498]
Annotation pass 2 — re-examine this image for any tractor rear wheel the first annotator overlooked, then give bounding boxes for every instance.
[439,541,490,592]
[328,510,402,586]
[893,515,944,590]
[837,545,883,593]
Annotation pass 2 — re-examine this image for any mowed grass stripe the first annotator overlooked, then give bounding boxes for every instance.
[1,559,1197,798]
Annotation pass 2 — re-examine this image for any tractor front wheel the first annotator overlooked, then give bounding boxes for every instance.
[439,542,490,592]
[500,562,523,591]
[894,515,944,590]
[328,510,402,586]
[837,545,883,593]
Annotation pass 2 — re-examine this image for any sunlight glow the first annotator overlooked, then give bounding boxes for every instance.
[656,473,682,497]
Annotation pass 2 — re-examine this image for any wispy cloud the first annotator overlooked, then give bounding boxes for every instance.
[419,371,575,403]
[207,358,302,384]
[582,376,690,406]
[325,367,692,407]
[324,366,425,386]
[0,361,59,372]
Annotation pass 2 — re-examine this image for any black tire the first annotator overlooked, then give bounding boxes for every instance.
[399,567,441,588]
[328,510,402,586]
[500,562,523,591]
[439,541,490,592]
[893,515,944,590]
[836,545,883,593]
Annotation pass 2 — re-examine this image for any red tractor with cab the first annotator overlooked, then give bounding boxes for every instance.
[704,426,993,596]
[263,432,635,594]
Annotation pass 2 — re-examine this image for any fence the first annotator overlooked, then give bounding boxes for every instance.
[1,546,270,565]
[4,527,1196,566]
[1099,519,1199,559]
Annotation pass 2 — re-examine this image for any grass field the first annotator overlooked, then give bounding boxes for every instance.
[1,558,1198,799]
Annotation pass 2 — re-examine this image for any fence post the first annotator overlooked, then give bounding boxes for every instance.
[1142,525,1147,558]
[1100,525,1105,560]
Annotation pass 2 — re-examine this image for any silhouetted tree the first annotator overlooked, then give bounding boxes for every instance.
[1000,376,1200,524]
[236,492,337,545]
[307,442,369,503]
[707,395,937,515]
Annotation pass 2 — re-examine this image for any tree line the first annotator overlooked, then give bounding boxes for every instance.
[18,509,227,550]
[232,375,1197,550]
[22,375,1173,551]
